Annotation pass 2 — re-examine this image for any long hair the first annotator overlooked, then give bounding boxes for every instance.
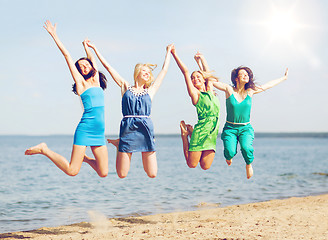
[72,57,107,95]
[231,66,256,90]
[191,70,219,91]
[134,63,157,89]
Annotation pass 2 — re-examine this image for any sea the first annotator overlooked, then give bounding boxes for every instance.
[0,133,327,233]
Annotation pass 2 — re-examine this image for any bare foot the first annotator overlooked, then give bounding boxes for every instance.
[226,159,232,166]
[246,164,253,179]
[25,143,47,155]
[180,121,188,137]
[107,138,119,149]
[186,124,193,137]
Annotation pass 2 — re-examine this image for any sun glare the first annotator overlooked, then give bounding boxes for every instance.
[268,12,297,39]
[267,10,298,41]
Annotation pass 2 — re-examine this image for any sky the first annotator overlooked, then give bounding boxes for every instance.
[0,0,327,135]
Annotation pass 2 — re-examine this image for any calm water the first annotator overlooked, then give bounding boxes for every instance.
[0,134,327,233]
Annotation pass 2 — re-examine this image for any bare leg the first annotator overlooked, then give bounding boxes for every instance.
[83,146,108,177]
[107,138,131,179]
[142,151,157,178]
[188,151,202,168]
[246,164,253,179]
[83,154,94,162]
[107,138,119,148]
[116,152,132,178]
[25,143,86,176]
[180,121,190,162]
[180,121,206,168]
[83,154,96,172]
[199,150,215,170]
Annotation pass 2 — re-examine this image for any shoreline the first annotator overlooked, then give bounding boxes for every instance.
[1,194,327,239]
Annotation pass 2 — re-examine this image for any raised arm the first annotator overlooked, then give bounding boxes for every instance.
[148,44,173,99]
[212,80,234,98]
[252,68,288,95]
[82,39,98,70]
[43,20,84,86]
[171,45,200,105]
[194,51,210,72]
[85,40,127,88]
[194,52,219,92]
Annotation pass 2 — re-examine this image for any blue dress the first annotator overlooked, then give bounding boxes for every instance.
[118,86,155,153]
[73,87,106,146]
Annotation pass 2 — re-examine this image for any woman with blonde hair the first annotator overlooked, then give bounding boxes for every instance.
[170,45,220,170]
[86,40,173,178]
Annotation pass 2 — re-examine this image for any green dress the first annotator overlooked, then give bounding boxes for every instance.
[189,91,220,152]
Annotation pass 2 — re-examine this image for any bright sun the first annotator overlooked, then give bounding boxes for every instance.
[263,5,303,43]
[268,12,296,38]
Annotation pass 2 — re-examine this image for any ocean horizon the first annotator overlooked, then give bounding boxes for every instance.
[1,132,328,138]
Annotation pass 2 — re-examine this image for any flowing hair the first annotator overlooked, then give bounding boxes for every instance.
[72,57,107,95]
[191,70,219,92]
[134,63,157,89]
[231,66,256,90]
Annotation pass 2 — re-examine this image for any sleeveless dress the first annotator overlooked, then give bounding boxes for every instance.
[189,91,220,152]
[118,86,155,153]
[73,87,106,146]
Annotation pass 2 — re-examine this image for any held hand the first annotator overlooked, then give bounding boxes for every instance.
[84,39,95,49]
[82,39,88,47]
[169,44,176,54]
[166,43,174,52]
[194,51,203,61]
[43,20,56,36]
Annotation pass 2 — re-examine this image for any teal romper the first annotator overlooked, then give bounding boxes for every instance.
[189,91,220,152]
[221,94,254,165]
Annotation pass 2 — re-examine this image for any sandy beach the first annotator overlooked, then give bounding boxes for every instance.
[1,194,327,239]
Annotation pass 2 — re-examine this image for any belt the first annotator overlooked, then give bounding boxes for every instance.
[123,115,149,118]
[226,121,250,125]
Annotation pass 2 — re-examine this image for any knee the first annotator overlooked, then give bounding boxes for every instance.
[200,162,211,170]
[67,169,79,177]
[117,172,128,179]
[224,148,236,160]
[147,172,157,178]
[241,146,254,164]
[98,171,108,178]
[241,145,253,155]
[187,161,198,168]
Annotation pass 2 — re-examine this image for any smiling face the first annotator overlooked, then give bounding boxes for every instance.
[133,64,155,88]
[191,71,206,90]
[236,69,249,84]
[137,66,151,82]
[78,59,93,76]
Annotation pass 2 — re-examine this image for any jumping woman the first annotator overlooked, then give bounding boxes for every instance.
[85,40,173,178]
[25,21,109,177]
[213,66,288,179]
[171,45,220,170]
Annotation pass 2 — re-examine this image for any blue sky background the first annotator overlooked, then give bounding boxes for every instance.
[1,0,327,135]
